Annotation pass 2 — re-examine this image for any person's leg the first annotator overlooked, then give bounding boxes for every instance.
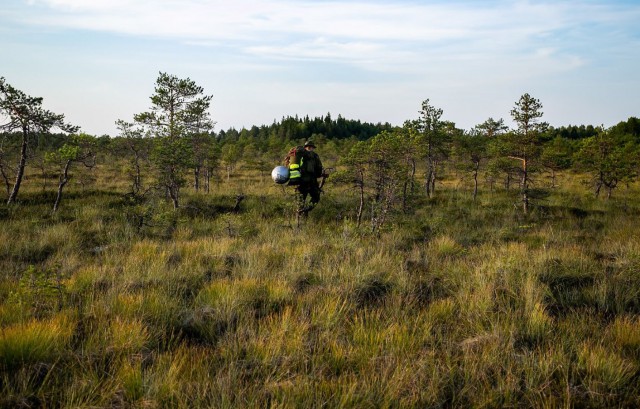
[296,185,309,214]
[309,184,320,208]
[304,181,321,213]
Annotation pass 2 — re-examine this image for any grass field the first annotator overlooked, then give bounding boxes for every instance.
[1,165,640,408]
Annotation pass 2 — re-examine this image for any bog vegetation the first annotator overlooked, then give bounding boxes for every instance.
[1,74,640,407]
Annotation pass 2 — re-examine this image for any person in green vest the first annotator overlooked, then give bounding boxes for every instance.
[296,140,325,215]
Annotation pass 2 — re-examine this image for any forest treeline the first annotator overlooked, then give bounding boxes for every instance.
[218,113,395,143]
[1,73,639,218]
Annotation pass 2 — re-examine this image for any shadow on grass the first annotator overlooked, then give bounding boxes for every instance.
[352,275,393,308]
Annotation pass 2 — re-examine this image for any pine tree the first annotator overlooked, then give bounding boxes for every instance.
[133,72,213,208]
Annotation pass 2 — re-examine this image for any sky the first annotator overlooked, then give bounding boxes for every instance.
[1,0,639,136]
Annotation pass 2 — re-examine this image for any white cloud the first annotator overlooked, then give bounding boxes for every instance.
[4,0,639,134]
[14,0,636,76]
[22,1,487,42]
[19,1,631,44]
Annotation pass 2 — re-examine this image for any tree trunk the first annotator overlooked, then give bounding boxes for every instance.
[370,201,377,233]
[473,162,479,201]
[425,159,434,198]
[522,158,529,214]
[194,165,200,192]
[402,179,409,212]
[169,184,179,209]
[356,171,364,228]
[409,158,416,194]
[167,165,180,209]
[53,159,72,212]
[605,179,617,200]
[0,159,10,197]
[133,161,141,194]
[7,128,28,204]
[430,161,437,196]
[595,172,603,198]
[205,167,212,193]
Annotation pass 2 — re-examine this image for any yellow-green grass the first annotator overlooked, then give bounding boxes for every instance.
[2,163,640,407]
[0,313,75,370]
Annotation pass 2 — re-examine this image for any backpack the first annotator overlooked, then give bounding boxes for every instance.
[283,146,304,185]
[283,146,303,166]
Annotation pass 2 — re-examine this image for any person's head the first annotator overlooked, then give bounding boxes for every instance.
[304,140,316,151]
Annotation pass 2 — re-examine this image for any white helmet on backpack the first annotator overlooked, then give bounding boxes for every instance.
[271,165,290,184]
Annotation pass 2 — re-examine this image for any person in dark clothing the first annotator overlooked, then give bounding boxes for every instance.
[296,140,325,215]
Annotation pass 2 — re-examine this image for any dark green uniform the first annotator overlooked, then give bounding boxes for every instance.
[296,149,323,213]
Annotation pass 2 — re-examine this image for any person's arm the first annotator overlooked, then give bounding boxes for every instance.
[316,154,324,178]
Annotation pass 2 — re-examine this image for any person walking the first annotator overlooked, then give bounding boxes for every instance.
[296,140,325,215]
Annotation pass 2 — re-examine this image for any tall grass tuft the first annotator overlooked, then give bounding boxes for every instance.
[0,313,74,370]
[577,342,637,397]
[351,274,393,308]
